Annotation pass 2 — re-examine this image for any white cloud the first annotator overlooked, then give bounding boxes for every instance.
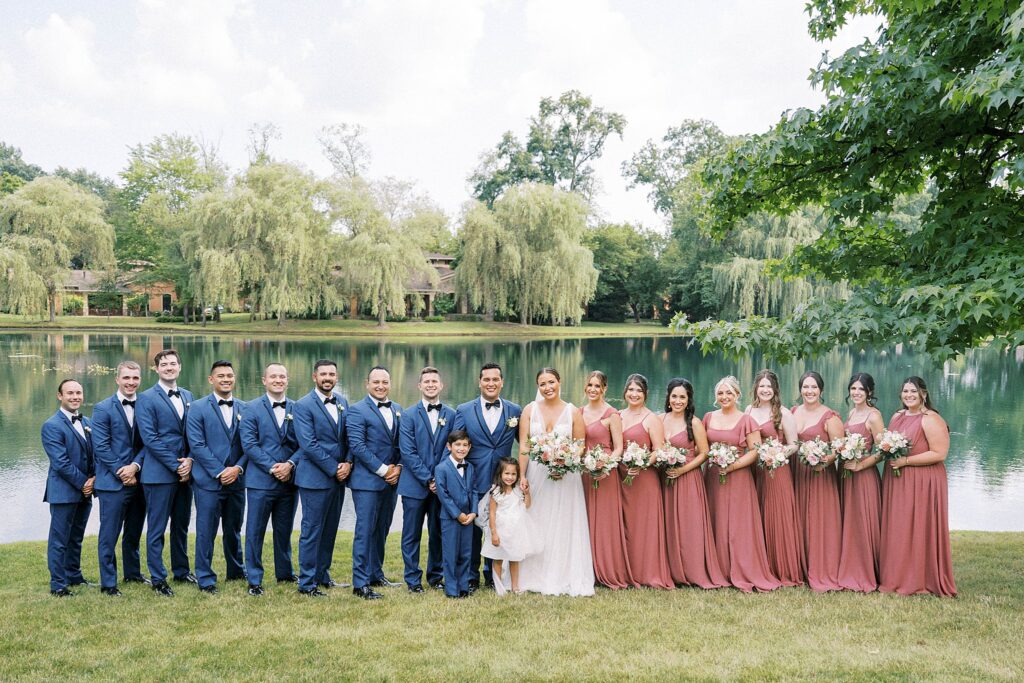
[0,59,15,92]
[134,0,248,72]
[241,66,306,114]
[23,14,112,95]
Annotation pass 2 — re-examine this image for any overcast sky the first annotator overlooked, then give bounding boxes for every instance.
[0,0,879,229]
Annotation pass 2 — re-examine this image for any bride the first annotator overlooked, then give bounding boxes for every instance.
[516,367,595,596]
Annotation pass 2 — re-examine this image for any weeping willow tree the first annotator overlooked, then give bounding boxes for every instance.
[455,201,522,320]
[184,245,240,327]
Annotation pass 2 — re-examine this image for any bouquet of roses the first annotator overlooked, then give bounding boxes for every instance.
[652,444,689,486]
[756,437,789,477]
[875,430,911,477]
[620,441,652,486]
[707,442,739,485]
[832,432,870,479]
[582,445,621,489]
[798,437,832,474]
[528,433,584,480]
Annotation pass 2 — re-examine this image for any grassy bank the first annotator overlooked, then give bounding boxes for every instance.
[1,531,1021,681]
[0,313,671,339]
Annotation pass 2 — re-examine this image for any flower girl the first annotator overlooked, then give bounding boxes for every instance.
[481,458,536,595]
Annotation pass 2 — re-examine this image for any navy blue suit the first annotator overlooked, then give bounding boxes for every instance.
[397,400,454,588]
[137,383,195,584]
[186,394,247,588]
[91,393,147,587]
[41,410,95,592]
[451,397,521,583]
[239,395,300,585]
[346,395,402,589]
[292,389,349,592]
[434,457,477,597]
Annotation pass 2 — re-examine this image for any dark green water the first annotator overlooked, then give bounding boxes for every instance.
[2,331,1021,540]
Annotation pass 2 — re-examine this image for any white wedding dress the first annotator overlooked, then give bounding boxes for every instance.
[517,401,595,596]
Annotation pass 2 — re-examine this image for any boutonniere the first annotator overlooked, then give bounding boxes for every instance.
[236,413,242,422]
[396,411,401,419]
[84,425,92,434]
[185,402,191,409]
[285,413,294,422]
[438,417,446,427]
[506,416,518,428]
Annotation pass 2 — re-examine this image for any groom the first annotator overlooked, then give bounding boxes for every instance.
[451,362,521,590]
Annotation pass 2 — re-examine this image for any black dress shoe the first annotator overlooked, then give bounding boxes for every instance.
[483,578,495,589]
[50,587,74,597]
[407,584,425,594]
[352,586,382,600]
[69,579,97,588]
[369,578,401,588]
[123,576,151,585]
[198,585,218,595]
[226,573,248,582]
[466,583,478,595]
[429,581,445,590]
[152,582,175,597]
[319,579,348,589]
[247,584,264,597]
[459,590,470,598]
[276,574,299,583]
[298,587,327,597]
[173,573,198,584]
[101,587,123,597]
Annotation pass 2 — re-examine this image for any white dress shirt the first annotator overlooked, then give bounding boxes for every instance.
[481,396,502,433]
[422,398,440,433]
[268,393,286,427]
[159,380,185,418]
[217,395,234,428]
[316,389,339,423]
[61,407,86,439]
[450,454,466,478]
[117,391,135,428]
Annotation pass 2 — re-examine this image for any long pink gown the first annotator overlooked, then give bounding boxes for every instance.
[619,420,674,589]
[702,413,780,593]
[581,407,634,589]
[663,427,728,588]
[837,419,881,592]
[878,411,957,596]
[794,409,844,592]
[754,418,805,587]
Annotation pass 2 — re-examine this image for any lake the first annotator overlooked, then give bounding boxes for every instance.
[1,331,1021,542]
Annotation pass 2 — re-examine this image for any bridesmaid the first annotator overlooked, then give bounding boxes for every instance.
[661,378,729,589]
[579,370,633,589]
[792,371,844,592]
[746,369,805,587]
[837,372,883,592]
[618,374,674,589]
[703,376,780,592]
[879,377,957,596]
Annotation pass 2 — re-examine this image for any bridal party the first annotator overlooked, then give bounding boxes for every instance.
[41,348,957,601]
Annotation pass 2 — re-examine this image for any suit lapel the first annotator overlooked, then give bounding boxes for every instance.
[472,400,496,447]
[63,413,87,447]
[211,394,233,441]
[113,396,133,432]
[154,384,185,425]
[365,396,394,440]
[415,403,434,444]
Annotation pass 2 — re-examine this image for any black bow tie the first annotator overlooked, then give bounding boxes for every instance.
[121,399,136,408]
[484,401,500,410]
[70,414,83,423]
[218,399,234,407]
[323,396,337,405]
[167,389,181,398]
[377,401,392,409]
[426,403,441,412]
[272,401,287,409]
[456,462,467,470]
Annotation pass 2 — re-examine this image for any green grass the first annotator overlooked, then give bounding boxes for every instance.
[1,531,1021,681]
[0,313,670,339]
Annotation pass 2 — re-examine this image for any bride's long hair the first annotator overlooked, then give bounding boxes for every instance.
[535,367,561,403]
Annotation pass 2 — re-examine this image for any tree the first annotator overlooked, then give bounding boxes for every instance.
[0,177,115,321]
[585,223,666,323]
[469,90,626,206]
[454,201,521,320]
[318,123,371,179]
[248,122,281,166]
[0,142,45,195]
[682,0,1024,362]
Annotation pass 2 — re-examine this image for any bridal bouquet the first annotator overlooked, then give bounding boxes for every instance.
[798,437,832,474]
[876,430,911,477]
[582,445,620,489]
[620,441,652,486]
[756,437,789,477]
[527,433,584,479]
[652,445,689,486]
[832,432,870,479]
[707,442,739,485]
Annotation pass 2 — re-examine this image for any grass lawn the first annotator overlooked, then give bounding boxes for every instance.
[0,531,1020,681]
[0,313,671,339]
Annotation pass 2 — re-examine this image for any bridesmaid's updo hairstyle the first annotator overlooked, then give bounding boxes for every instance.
[900,376,936,412]
[536,367,561,383]
[797,371,825,403]
[623,373,649,401]
[847,372,877,407]
[585,370,608,388]
[664,378,696,442]
[713,375,742,406]
[751,369,783,435]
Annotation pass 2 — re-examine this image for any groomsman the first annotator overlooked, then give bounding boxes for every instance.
[137,348,195,596]
[397,366,455,592]
[186,360,247,594]
[41,379,95,596]
[451,362,521,589]
[347,365,403,600]
[292,359,351,597]
[92,361,148,596]
[239,362,300,596]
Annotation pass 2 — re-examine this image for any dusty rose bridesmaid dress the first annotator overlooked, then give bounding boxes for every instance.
[580,407,634,589]
[878,412,957,596]
[837,419,881,592]
[702,413,780,592]
[754,418,805,587]
[794,409,844,592]
[663,427,728,588]
[619,419,674,589]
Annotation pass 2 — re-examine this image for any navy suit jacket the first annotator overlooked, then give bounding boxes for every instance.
[41,410,94,504]
[239,395,300,491]
[434,458,477,521]
[92,394,143,493]
[137,383,194,485]
[186,394,247,492]
[451,397,522,494]
[397,401,455,499]
[292,389,349,490]
[347,396,402,492]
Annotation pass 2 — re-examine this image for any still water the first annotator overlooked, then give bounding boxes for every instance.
[1,332,1021,541]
